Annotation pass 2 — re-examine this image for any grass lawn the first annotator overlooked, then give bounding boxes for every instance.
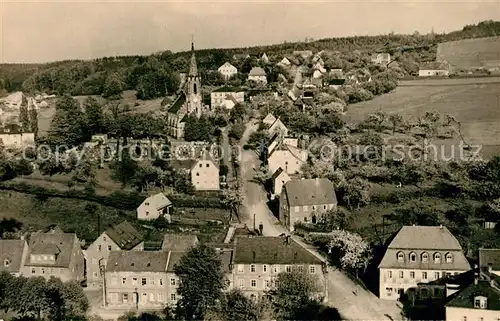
[344,77,500,158]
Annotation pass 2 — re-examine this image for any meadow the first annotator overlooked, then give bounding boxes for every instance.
[344,77,500,158]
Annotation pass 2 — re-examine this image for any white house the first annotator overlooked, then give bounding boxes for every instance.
[171,151,220,191]
[248,67,267,84]
[419,62,450,77]
[218,62,238,80]
[137,193,173,221]
[267,117,288,138]
[371,53,391,65]
[0,124,35,150]
[210,86,244,109]
[270,167,291,199]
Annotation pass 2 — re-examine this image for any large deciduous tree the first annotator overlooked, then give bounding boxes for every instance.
[174,244,227,320]
[48,95,86,147]
[84,96,104,136]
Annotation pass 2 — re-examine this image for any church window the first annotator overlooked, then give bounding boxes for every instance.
[194,83,197,95]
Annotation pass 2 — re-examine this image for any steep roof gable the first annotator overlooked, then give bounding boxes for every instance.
[388,226,463,250]
[106,251,169,272]
[162,234,199,251]
[0,240,27,273]
[105,221,144,250]
[284,178,337,207]
[26,232,76,268]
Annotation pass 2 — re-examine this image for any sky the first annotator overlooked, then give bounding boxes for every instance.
[1,0,499,63]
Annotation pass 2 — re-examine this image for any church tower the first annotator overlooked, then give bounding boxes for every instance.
[185,41,202,118]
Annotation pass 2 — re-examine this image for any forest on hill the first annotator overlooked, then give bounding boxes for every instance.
[0,20,499,98]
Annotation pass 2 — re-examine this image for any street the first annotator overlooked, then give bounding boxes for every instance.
[238,121,403,321]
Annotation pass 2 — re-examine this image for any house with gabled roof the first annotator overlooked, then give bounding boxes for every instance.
[419,61,450,77]
[137,193,173,221]
[248,67,267,84]
[210,86,244,110]
[0,239,28,276]
[267,137,308,176]
[170,147,220,191]
[218,62,238,80]
[162,234,199,252]
[270,167,291,200]
[378,225,470,301]
[279,178,337,231]
[371,53,391,65]
[22,230,85,282]
[261,53,270,64]
[85,221,144,288]
[267,117,288,138]
[262,113,277,127]
[232,235,327,301]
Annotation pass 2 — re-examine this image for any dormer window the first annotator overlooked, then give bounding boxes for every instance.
[397,251,404,262]
[474,296,487,309]
[445,253,453,263]
[4,259,10,267]
[421,252,429,263]
[409,252,417,262]
[434,253,441,264]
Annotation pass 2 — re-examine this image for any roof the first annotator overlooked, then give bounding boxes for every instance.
[106,251,169,273]
[446,279,500,310]
[212,86,243,93]
[219,250,234,273]
[166,251,184,272]
[0,240,26,273]
[105,221,144,250]
[219,62,236,69]
[162,234,199,251]
[25,232,77,268]
[249,67,266,76]
[0,123,26,135]
[328,79,346,86]
[234,236,323,265]
[420,269,475,286]
[283,178,337,207]
[419,61,449,70]
[387,226,463,250]
[168,92,187,114]
[142,193,172,211]
[479,249,500,271]
[262,113,277,125]
[271,167,285,180]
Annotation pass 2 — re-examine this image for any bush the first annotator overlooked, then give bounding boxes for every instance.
[228,122,245,141]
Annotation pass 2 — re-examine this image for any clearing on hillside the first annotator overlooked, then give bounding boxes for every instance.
[437,36,500,71]
[344,77,500,158]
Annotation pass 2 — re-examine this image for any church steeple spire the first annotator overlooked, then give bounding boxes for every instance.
[188,36,198,77]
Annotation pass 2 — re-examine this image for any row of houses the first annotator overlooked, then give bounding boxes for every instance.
[0,223,328,313]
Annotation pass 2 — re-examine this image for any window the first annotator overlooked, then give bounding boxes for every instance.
[463,317,467,321]
[206,164,209,167]
[303,206,308,212]
[110,292,118,303]
[142,278,147,286]
[123,293,129,303]
[294,206,300,213]
[159,278,163,285]
[422,252,429,263]
[41,268,45,274]
[399,271,403,278]
[145,202,149,206]
[310,266,316,273]
[410,271,415,279]
[324,205,327,209]
[151,278,155,286]
[196,172,199,176]
[409,252,417,262]
[422,272,427,280]
[149,293,155,302]
[31,268,36,274]
[274,265,280,273]
[132,277,138,285]
[107,245,112,251]
[238,264,244,273]
[474,299,481,308]
[435,272,440,279]
[434,253,441,263]
[93,272,98,278]
[445,253,453,263]
[312,205,316,210]
[251,280,257,288]
[170,278,176,286]
[250,264,256,273]
[98,245,101,252]
[298,265,304,273]
[239,279,244,288]
[286,265,292,273]
[103,236,106,241]
[122,278,127,285]
[170,293,176,301]
[3,259,9,267]
[265,280,270,288]
[388,271,392,278]
[263,265,268,273]
[157,293,164,301]
[397,252,404,262]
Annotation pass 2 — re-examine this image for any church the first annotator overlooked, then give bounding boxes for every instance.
[166,42,203,139]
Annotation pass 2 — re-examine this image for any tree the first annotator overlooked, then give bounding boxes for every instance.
[340,177,371,209]
[84,97,104,136]
[28,107,38,135]
[103,72,125,98]
[110,147,138,186]
[388,113,403,135]
[325,230,371,271]
[17,276,48,319]
[47,95,86,146]
[221,289,260,321]
[221,187,243,222]
[184,116,215,142]
[0,218,22,239]
[228,122,245,141]
[269,270,322,320]
[229,103,246,122]
[19,103,30,132]
[174,244,227,320]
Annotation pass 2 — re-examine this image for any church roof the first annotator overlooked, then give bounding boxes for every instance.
[168,92,187,114]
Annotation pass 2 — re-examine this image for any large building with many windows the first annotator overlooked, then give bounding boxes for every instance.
[378,225,471,300]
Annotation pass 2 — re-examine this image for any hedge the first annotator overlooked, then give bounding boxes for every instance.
[0,182,229,210]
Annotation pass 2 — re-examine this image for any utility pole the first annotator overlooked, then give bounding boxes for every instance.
[253,214,256,232]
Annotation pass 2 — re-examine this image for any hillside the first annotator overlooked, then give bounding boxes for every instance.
[437,36,500,70]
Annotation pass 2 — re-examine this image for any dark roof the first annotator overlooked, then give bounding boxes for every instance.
[168,92,187,114]
[233,236,323,265]
[162,234,199,251]
[283,178,337,207]
[219,250,233,273]
[420,269,475,286]
[271,167,285,180]
[0,240,26,273]
[105,221,144,251]
[170,159,198,171]
[249,67,266,76]
[166,251,184,272]
[106,251,169,273]
[328,79,346,85]
[26,232,77,268]
[0,123,27,135]
[446,279,500,310]
[479,249,500,270]
[212,86,244,93]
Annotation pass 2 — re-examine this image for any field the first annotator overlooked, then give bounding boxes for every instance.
[344,77,500,158]
[437,36,500,70]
